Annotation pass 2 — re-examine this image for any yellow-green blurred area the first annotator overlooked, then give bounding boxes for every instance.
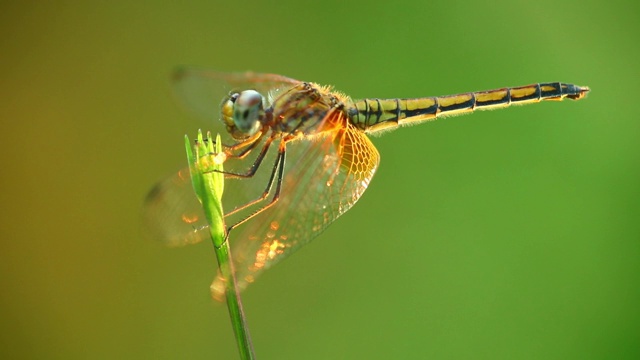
[1,1,638,359]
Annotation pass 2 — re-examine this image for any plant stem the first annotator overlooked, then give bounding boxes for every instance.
[186,131,255,360]
[214,237,254,360]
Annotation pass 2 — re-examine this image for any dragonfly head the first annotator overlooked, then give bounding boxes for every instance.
[221,90,265,140]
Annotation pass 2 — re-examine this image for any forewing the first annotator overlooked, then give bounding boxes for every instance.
[172,68,301,142]
[211,113,380,299]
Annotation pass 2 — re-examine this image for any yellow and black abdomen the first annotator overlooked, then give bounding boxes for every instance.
[348,82,589,134]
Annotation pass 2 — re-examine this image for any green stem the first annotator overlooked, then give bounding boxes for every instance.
[186,131,255,360]
[214,238,254,360]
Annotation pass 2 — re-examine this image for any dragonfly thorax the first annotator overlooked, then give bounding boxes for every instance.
[221,89,266,140]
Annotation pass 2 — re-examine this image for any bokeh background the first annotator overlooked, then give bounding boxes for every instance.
[2,1,638,359]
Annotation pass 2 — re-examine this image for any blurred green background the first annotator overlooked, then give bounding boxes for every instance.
[1,1,638,359]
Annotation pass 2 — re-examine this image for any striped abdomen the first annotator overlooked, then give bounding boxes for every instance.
[348,82,590,134]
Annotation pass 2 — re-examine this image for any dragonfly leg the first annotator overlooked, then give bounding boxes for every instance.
[222,131,265,160]
[224,138,281,217]
[204,136,274,179]
[228,136,262,160]
[202,130,263,157]
[225,141,286,237]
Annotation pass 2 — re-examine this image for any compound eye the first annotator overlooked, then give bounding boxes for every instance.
[232,90,264,136]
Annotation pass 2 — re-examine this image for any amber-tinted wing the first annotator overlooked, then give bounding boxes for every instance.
[210,112,380,299]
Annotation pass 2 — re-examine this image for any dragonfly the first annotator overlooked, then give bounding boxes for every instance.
[143,68,589,299]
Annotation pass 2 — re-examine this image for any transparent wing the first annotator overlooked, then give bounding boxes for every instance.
[141,139,280,249]
[210,112,380,300]
[142,168,210,247]
[172,68,301,142]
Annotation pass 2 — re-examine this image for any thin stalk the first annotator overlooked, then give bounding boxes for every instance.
[186,131,255,360]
